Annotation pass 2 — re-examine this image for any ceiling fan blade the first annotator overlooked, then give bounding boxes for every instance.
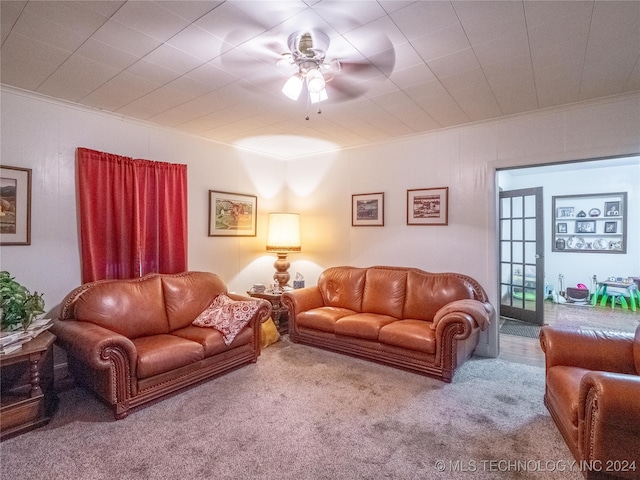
[325,77,366,102]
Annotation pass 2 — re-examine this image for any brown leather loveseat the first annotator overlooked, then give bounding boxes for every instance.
[282,266,494,382]
[540,325,640,479]
[52,271,271,419]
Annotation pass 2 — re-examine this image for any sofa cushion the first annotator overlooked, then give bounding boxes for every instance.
[74,276,169,339]
[172,325,251,357]
[162,272,228,331]
[318,267,367,311]
[335,313,398,341]
[297,307,355,333]
[404,271,476,321]
[133,334,204,379]
[361,268,407,318]
[192,294,260,345]
[379,320,436,354]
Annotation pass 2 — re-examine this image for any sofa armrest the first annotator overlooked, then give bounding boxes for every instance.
[227,293,273,323]
[579,371,640,468]
[432,299,494,333]
[540,326,636,373]
[51,319,138,375]
[282,287,324,316]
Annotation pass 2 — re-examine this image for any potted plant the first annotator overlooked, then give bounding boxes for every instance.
[0,271,45,331]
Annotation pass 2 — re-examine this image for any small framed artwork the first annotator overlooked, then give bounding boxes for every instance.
[0,166,31,245]
[604,201,620,216]
[352,192,384,226]
[407,187,448,226]
[556,207,574,218]
[557,222,567,234]
[208,190,257,236]
[575,220,596,233]
[604,221,617,233]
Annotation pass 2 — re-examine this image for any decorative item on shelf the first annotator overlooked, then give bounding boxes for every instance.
[588,208,601,217]
[555,237,566,250]
[577,210,587,217]
[0,271,45,332]
[266,213,301,289]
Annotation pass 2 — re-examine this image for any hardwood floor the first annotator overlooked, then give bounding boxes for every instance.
[498,300,640,367]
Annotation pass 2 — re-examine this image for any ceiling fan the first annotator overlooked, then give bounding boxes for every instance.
[274,29,396,106]
[223,24,396,109]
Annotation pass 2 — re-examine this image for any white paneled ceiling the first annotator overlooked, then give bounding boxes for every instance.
[1,1,639,158]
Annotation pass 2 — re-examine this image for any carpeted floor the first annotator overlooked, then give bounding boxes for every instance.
[1,338,581,480]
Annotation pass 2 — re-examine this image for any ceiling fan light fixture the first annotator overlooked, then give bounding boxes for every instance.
[306,68,325,94]
[309,88,328,104]
[282,73,303,100]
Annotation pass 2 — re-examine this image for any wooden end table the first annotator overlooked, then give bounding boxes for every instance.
[1,330,57,441]
[247,289,289,334]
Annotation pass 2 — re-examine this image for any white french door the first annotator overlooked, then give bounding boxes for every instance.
[499,187,544,325]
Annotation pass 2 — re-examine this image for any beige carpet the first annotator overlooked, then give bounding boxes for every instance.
[1,338,580,480]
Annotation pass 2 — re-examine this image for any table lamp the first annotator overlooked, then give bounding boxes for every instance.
[266,213,301,290]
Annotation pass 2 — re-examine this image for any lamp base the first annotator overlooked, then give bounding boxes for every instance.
[273,253,290,289]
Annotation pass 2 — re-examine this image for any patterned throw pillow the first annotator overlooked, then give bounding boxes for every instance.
[192,294,260,345]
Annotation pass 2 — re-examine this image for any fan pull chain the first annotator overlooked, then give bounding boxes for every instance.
[304,95,322,120]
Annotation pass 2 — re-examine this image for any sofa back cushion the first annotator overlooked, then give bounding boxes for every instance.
[361,268,407,318]
[162,272,228,331]
[403,270,477,321]
[74,275,169,339]
[318,267,367,312]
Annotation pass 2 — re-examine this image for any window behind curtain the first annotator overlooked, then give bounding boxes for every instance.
[76,147,187,283]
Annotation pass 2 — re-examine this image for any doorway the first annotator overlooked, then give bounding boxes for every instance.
[499,187,544,325]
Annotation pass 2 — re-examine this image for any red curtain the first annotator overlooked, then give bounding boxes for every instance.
[77,148,187,283]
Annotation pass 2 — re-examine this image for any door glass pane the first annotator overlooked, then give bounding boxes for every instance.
[512,219,523,240]
[501,198,510,218]
[512,265,523,285]
[524,241,536,263]
[512,196,523,218]
[501,219,511,240]
[513,241,523,263]
[501,263,511,284]
[524,195,536,217]
[501,242,511,262]
[501,284,512,306]
[524,289,536,310]
[524,218,536,241]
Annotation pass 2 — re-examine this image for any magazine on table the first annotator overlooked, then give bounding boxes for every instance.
[0,317,53,355]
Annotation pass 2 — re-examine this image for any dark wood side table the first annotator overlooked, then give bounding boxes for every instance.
[247,289,289,334]
[1,330,57,441]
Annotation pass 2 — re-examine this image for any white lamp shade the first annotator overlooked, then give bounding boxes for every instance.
[282,74,303,100]
[306,68,325,94]
[310,88,328,104]
[266,213,301,252]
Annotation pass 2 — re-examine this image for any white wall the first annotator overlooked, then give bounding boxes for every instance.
[286,93,640,356]
[498,158,640,293]
[0,87,285,312]
[2,86,639,359]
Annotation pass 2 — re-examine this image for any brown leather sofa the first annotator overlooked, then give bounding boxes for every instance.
[282,266,494,382]
[540,325,640,479]
[51,271,271,419]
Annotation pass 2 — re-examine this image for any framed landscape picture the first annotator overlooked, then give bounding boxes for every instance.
[407,187,448,226]
[208,190,257,236]
[0,166,31,245]
[352,192,384,226]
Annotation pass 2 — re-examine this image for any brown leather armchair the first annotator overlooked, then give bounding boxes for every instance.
[539,325,640,479]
